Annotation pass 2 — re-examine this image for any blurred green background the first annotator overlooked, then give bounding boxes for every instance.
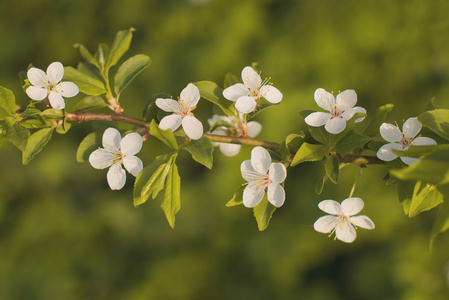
[1,0,449,299]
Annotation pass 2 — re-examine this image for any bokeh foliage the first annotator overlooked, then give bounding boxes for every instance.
[1,0,449,299]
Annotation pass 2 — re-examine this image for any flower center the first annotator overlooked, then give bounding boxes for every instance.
[255,173,270,189]
[179,103,193,118]
[328,214,350,239]
[400,137,412,149]
[111,151,124,164]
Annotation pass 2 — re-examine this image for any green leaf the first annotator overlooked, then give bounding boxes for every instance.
[161,163,181,229]
[194,81,235,116]
[133,153,175,207]
[22,128,53,165]
[105,28,135,70]
[76,132,102,163]
[392,144,449,158]
[56,121,71,134]
[335,130,370,156]
[407,181,443,217]
[315,173,328,195]
[223,72,239,89]
[430,185,449,247]
[114,54,151,96]
[363,104,394,137]
[226,185,245,207]
[149,120,178,150]
[142,92,171,120]
[396,180,415,215]
[64,66,107,96]
[291,143,326,166]
[3,117,30,151]
[73,96,108,112]
[41,109,64,119]
[299,109,332,145]
[74,43,100,68]
[0,86,16,117]
[253,195,276,231]
[183,136,214,169]
[324,155,339,184]
[418,109,449,141]
[20,108,41,119]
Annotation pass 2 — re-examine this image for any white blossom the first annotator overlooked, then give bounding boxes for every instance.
[305,88,366,134]
[155,83,203,140]
[241,146,287,208]
[377,117,436,165]
[26,61,79,110]
[207,114,262,157]
[89,128,143,190]
[314,198,375,243]
[223,66,282,114]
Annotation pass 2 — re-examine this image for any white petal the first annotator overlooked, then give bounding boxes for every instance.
[335,220,357,243]
[267,183,285,207]
[48,91,65,109]
[268,163,287,184]
[340,197,364,216]
[318,200,342,215]
[241,159,256,181]
[412,137,437,146]
[89,148,114,169]
[27,67,47,87]
[120,132,143,156]
[235,96,257,114]
[55,82,79,98]
[380,123,403,143]
[313,215,339,233]
[376,142,402,161]
[400,156,420,166]
[251,146,271,175]
[341,106,366,122]
[402,117,422,139]
[246,121,262,137]
[241,66,261,91]
[223,83,248,101]
[159,114,182,132]
[336,89,357,112]
[182,115,203,140]
[26,86,47,101]
[123,155,143,176]
[107,163,127,190]
[219,143,241,157]
[155,98,181,113]
[304,112,331,127]
[350,215,375,230]
[325,117,346,134]
[46,62,64,84]
[314,88,335,112]
[180,83,200,107]
[102,127,121,151]
[259,85,282,104]
[242,182,265,208]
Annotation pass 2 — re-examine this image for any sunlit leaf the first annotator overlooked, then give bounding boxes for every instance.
[114,54,151,96]
[194,81,235,117]
[0,86,16,117]
[22,128,53,165]
[64,66,106,96]
[226,185,244,207]
[105,28,135,70]
[73,96,108,112]
[161,163,181,229]
[76,132,102,163]
[183,136,214,169]
[291,142,326,166]
[419,109,449,141]
[149,120,178,150]
[253,195,276,231]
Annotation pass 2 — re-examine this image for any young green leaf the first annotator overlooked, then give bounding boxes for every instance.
[407,181,443,217]
[324,155,339,184]
[363,104,394,137]
[291,142,326,166]
[226,185,245,207]
[73,96,108,112]
[253,196,276,231]
[194,81,235,116]
[0,86,16,117]
[3,117,30,151]
[149,120,178,150]
[335,130,370,156]
[74,43,100,68]
[114,54,151,96]
[105,28,135,70]
[64,66,107,96]
[161,163,181,228]
[183,136,214,169]
[22,128,53,165]
[76,132,102,163]
[419,109,449,141]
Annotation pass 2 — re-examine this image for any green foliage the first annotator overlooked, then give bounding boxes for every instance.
[114,54,151,97]
[291,142,326,166]
[161,162,181,228]
[325,155,339,184]
[0,86,16,118]
[183,137,214,169]
[105,28,135,71]
[399,181,444,218]
[335,130,370,156]
[363,104,394,137]
[253,195,276,231]
[64,66,106,96]
[419,109,449,141]
[194,81,235,116]
[73,96,108,112]
[22,128,53,165]
[149,120,178,150]
[430,187,449,247]
[76,132,102,163]
[226,185,244,207]
[3,117,30,151]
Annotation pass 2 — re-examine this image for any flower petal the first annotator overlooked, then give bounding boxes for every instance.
[304,112,331,127]
[123,155,143,176]
[241,159,256,181]
[27,67,47,87]
[259,85,282,104]
[120,132,143,156]
[350,215,375,230]
[182,115,203,140]
[102,127,122,151]
[155,98,181,113]
[235,96,257,114]
[89,148,114,169]
[376,142,402,161]
[335,220,357,243]
[318,200,342,215]
[107,163,127,190]
[313,215,339,233]
[314,88,335,112]
[246,121,262,138]
[412,136,437,146]
[223,83,248,101]
[325,117,346,134]
[26,86,47,101]
[241,66,261,91]
[251,146,271,175]
[402,117,422,139]
[336,89,357,112]
[219,143,241,157]
[380,123,403,143]
[55,82,79,98]
[267,183,285,207]
[46,62,64,84]
[400,156,420,166]
[159,114,182,132]
[341,106,366,122]
[268,162,287,184]
[242,182,265,208]
[180,83,200,107]
[48,91,65,109]
[340,197,364,216]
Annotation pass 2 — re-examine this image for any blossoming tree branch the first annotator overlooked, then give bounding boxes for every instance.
[2,28,449,245]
